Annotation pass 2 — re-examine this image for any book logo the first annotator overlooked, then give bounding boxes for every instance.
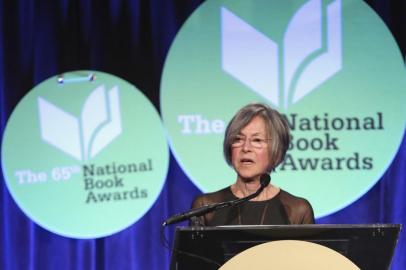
[221,0,342,109]
[2,71,169,238]
[160,0,406,218]
[38,85,122,161]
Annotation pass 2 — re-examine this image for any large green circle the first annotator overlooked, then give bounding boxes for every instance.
[160,0,406,217]
[2,71,169,238]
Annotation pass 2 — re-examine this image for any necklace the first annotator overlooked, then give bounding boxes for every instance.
[232,183,279,225]
[232,182,269,201]
[237,201,270,225]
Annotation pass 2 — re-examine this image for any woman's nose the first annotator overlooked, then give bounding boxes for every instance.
[241,139,253,151]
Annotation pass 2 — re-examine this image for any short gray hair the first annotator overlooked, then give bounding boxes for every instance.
[223,103,291,171]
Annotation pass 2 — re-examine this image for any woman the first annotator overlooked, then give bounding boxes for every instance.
[191,103,315,225]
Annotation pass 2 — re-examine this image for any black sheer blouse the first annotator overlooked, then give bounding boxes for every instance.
[190,187,315,226]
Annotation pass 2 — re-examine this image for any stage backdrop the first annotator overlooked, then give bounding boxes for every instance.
[0,0,405,269]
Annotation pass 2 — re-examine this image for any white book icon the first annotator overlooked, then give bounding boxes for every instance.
[221,0,342,109]
[38,85,122,161]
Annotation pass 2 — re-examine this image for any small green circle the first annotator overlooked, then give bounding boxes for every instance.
[160,0,406,217]
[2,71,169,238]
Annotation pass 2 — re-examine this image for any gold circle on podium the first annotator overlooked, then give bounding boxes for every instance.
[219,240,360,270]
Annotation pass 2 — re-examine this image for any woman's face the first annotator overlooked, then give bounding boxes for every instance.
[231,116,271,182]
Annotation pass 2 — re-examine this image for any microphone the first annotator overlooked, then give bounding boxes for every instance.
[259,173,271,187]
[162,174,271,226]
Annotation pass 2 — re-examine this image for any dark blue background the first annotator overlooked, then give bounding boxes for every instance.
[0,0,405,269]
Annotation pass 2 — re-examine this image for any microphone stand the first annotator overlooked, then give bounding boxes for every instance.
[162,174,270,226]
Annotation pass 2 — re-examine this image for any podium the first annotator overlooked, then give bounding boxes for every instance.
[170,224,401,270]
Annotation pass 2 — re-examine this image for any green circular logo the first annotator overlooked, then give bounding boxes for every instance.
[160,0,406,217]
[2,71,169,238]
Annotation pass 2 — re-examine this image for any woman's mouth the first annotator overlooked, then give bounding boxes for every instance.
[240,158,254,165]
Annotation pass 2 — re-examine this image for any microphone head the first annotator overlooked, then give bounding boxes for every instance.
[260,174,271,187]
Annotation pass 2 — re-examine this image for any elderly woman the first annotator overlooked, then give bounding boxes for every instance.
[191,103,314,225]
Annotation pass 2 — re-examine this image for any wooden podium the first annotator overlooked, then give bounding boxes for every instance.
[170,224,401,270]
